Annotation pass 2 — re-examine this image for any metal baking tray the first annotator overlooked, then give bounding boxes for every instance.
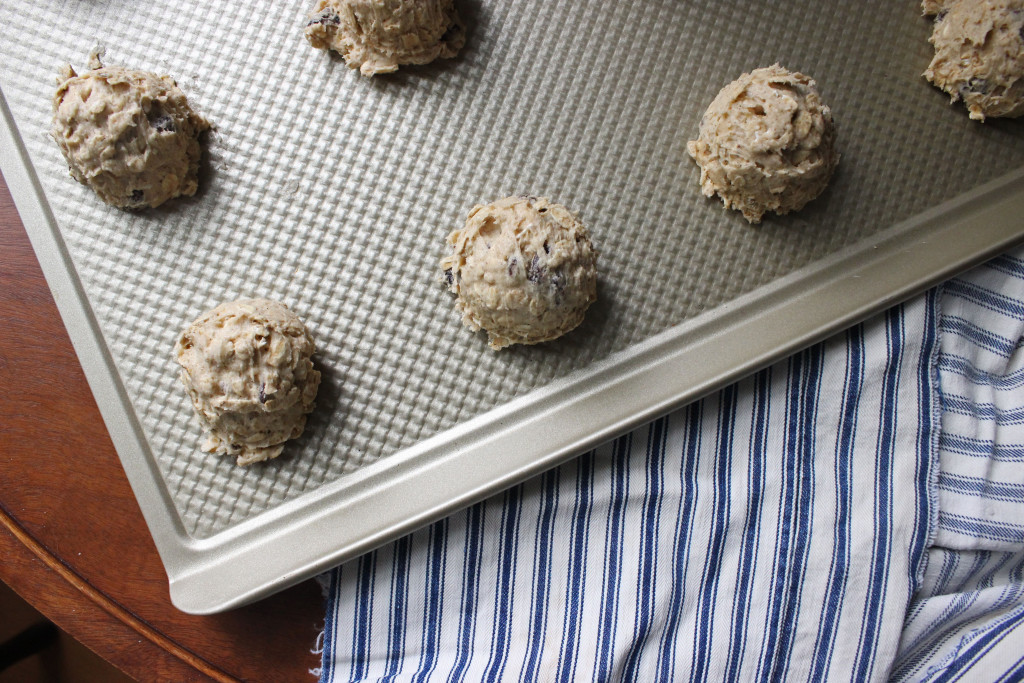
[2,0,1023,614]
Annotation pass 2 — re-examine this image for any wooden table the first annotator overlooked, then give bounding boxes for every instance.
[0,173,325,682]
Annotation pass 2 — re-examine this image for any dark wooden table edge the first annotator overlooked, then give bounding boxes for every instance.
[0,507,230,682]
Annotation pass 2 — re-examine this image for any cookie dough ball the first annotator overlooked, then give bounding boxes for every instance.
[687,64,839,224]
[441,196,598,350]
[174,299,321,466]
[305,0,465,76]
[51,51,210,209]
[922,0,1024,121]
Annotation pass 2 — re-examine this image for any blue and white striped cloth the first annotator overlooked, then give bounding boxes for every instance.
[316,247,1024,682]
[890,253,1024,683]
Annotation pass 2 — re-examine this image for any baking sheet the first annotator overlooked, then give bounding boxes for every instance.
[1,0,1023,613]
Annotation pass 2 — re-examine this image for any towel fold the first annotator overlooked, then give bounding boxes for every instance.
[891,252,1024,683]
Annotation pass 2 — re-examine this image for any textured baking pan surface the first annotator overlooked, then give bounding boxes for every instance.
[2,0,1023,613]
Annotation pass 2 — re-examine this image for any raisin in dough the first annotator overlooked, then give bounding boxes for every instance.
[175,299,321,466]
[687,64,839,224]
[52,50,209,209]
[441,196,598,350]
[923,0,1024,121]
[305,0,465,76]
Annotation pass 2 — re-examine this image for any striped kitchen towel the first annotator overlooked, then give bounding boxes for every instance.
[316,247,1024,682]
[890,253,1024,683]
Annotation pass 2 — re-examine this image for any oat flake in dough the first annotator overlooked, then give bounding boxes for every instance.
[922,0,1024,121]
[442,196,599,350]
[175,299,321,466]
[687,64,839,224]
[305,0,465,76]
[51,50,209,209]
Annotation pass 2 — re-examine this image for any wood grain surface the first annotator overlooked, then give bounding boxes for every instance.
[0,172,325,683]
